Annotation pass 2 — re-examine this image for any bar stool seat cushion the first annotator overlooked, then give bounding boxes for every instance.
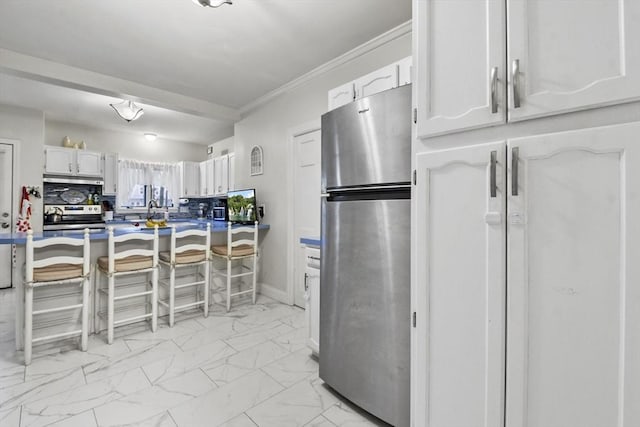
[33,263,83,282]
[159,249,206,265]
[97,255,153,273]
[211,244,255,258]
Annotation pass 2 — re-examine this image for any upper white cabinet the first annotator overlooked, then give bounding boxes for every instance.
[354,63,398,99]
[44,146,102,177]
[328,82,355,111]
[412,121,640,427]
[414,0,640,138]
[214,154,229,196]
[228,153,235,192]
[102,152,118,195]
[178,161,200,198]
[199,158,214,197]
[327,56,411,111]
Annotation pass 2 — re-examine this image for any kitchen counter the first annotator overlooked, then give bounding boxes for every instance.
[0,220,270,245]
[300,237,321,246]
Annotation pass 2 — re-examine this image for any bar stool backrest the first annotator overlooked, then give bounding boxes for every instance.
[226,221,258,257]
[107,226,159,274]
[170,223,211,263]
[26,229,90,284]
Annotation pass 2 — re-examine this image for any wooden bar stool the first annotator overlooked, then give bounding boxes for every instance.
[158,223,210,326]
[211,221,258,312]
[94,226,159,344]
[24,229,91,365]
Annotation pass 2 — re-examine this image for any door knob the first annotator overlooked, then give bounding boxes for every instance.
[1,223,10,229]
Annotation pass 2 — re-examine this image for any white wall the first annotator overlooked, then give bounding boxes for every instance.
[0,104,45,232]
[233,32,412,298]
[208,136,234,158]
[45,120,208,163]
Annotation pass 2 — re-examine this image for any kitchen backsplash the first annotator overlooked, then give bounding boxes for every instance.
[101,195,223,220]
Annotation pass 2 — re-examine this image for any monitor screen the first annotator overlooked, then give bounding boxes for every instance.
[226,188,257,224]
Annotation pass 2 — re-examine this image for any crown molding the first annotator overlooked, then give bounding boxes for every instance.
[238,19,412,116]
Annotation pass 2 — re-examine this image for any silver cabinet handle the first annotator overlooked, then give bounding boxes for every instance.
[490,66,498,114]
[512,59,521,109]
[511,147,519,196]
[490,150,497,198]
[68,163,72,173]
[304,272,309,291]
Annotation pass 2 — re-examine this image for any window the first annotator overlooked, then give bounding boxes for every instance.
[117,159,179,210]
[250,145,263,176]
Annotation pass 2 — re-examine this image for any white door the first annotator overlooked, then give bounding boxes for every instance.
[354,63,398,99]
[76,150,102,176]
[103,153,118,195]
[506,123,640,427]
[0,143,14,289]
[293,129,321,308]
[328,82,354,111]
[507,0,640,121]
[228,153,235,192]
[414,0,505,138]
[44,147,75,175]
[413,142,506,427]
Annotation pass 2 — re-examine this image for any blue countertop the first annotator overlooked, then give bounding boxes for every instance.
[300,237,321,247]
[0,220,270,245]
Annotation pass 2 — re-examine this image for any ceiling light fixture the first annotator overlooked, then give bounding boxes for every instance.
[144,133,158,141]
[110,100,144,122]
[192,0,232,8]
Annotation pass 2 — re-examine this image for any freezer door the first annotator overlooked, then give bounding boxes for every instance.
[321,84,411,190]
[320,197,410,427]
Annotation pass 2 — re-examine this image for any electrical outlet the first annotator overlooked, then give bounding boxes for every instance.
[258,204,265,218]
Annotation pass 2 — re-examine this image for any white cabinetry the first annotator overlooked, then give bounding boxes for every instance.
[214,154,229,196]
[178,161,200,197]
[328,82,355,111]
[228,153,235,192]
[412,121,640,427]
[397,56,412,87]
[304,245,320,356]
[199,159,214,197]
[414,0,640,138]
[102,152,118,195]
[44,146,102,177]
[354,63,398,99]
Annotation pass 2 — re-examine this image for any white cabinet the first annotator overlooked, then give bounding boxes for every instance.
[102,152,118,195]
[328,82,355,111]
[44,146,102,177]
[354,63,398,99]
[178,161,200,197]
[304,246,320,356]
[414,0,640,138]
[199,159,214,197]
[397,56,412,87]
[413,121,640,427]
[214,154,229,196]
[228,153,235,192]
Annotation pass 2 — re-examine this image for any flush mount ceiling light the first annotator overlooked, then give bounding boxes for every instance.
[144,133,158,141]
[192,0,232,8]
[110,100,144,122]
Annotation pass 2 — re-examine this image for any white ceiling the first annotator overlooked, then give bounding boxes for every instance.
[0,1,411,144]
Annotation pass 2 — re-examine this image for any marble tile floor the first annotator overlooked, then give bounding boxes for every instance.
[0,288,388,427]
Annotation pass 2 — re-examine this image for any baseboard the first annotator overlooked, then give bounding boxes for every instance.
[259,282,290,305]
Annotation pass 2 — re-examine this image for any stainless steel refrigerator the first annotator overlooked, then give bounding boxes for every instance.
[320,84,411,427]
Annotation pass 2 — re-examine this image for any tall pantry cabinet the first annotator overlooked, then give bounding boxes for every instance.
[413,122,640,427]
[411,1,640,426]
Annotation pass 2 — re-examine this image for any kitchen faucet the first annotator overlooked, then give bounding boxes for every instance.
[147,199,159,219]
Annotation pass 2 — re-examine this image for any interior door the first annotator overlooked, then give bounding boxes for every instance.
[0,143,14,289]
[413,142,506,427]
[506,122,640,427]
[293,129,321,308]
[507,0,640,121]
[415,0,505,138]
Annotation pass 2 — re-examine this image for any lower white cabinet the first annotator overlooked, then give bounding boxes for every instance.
[413,121,640,427]
[305,246,320,356]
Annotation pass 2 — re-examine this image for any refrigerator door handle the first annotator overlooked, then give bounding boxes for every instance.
[326,184,410,193]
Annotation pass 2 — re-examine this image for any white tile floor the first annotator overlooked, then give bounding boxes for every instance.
[0,289,387,427]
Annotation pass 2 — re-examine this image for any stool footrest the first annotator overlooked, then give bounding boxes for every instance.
[176,280,205,289]
[32,329,82,343]
[114,313,152,326]
[113,290,153,301]
[229,289,254,297]
[33,303,84,316]
[175,300,206,311]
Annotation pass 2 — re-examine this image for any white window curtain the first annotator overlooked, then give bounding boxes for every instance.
[117,159,179,209]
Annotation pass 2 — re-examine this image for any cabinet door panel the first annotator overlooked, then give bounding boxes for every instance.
[328,82,354,111]
[507,122,640,427]
[415,0,505,137]
[508,0,640,121]
[76,151,102,176]
[414,142,506,427]
[44,147,75,175]
[354,63,398,99]
[103,153,118,195]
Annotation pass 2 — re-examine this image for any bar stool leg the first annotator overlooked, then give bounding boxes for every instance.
[204,261,210,318]
[24,285,33,365]
[169,265,175,327]
[152,267,158,333]
[226,258,232,312]
[107,273,115,344]
[93,268,100,334]
[81,276,89,352]
[252,256,257,305]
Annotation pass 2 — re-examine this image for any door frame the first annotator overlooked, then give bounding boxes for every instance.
[0,138,21,289]
[286,120,321,305]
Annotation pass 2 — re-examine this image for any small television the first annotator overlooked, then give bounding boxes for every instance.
[226,188,258,224]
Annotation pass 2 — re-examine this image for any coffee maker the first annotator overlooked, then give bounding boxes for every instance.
[197,202,208,220]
